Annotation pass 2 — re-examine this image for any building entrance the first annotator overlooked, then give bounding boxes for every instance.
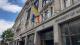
[19,38,25,45]
[19,41,24,45]
[38,27,54,45]
[44,40,53,45]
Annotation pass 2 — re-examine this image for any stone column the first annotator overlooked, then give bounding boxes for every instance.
[34,32,41,45]
[7,42,10,45]
[53,23,62,45]
[24,37,27,45]
[16,40,17,45]
[18,41,19,45]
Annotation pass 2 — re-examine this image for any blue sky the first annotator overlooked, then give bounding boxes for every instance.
[0,0,26,39]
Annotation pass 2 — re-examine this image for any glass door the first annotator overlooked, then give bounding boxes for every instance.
[39,27,54,45]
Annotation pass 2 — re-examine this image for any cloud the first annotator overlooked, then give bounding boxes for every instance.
[0,0,22,13]
[0,19,14,36]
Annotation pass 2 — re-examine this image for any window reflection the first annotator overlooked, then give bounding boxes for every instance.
[41,7,53,22]
[61,24,69,35]
[64,0,71,7]
[42,0,52,7]
[63,36,70,45]
[61,19,80,45]
[71,35,80,45]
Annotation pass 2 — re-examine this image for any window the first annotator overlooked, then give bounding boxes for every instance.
[64,0,71,7]
[42,14,45,22]
[25,8,31,26]
[48,7,53,18]
[61,0,80,10]
[45,10,48,19]
[45,10,51,18]
[42,0,52,7]
[42,31,53,40]
[62,0,80,9]
[51,7,53,16]
[61,19,80,45]
[39,27,53,45]
[45,7,53,19]
[73,0,80,4]
[27,9,31,21]
[47,10,51,18]
[41,7,53,22]
[16,23,21,34]
[42,13,46,21]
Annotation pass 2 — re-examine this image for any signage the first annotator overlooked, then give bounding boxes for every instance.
[56,7,80,22]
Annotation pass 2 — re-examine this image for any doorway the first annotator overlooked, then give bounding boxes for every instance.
[19,38,25,45]
[38,26,54,45]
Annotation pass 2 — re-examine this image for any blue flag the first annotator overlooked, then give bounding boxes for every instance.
[34,0,39,9]
[31,14,35,22]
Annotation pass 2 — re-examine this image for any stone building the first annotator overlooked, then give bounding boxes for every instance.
[9,0,80,45]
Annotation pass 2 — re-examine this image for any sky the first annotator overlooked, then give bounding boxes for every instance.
[0,0,26,40]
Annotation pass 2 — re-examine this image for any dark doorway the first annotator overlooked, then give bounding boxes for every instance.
[45,40,53,45]
[38,26,54,45]
[19,41,24,45]
[19,38,25,45]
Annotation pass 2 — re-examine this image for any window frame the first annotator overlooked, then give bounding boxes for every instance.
[60,19,80,45]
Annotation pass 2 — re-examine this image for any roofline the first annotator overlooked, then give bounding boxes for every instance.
[12,0,31,28]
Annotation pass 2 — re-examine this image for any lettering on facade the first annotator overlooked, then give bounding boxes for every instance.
[56,8,80,22]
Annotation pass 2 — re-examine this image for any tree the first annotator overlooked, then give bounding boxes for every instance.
[1,28,14,42]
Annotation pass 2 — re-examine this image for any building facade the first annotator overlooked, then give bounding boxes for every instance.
[9,0,80,45]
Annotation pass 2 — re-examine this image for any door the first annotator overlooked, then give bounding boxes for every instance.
[45,40,53,45]
[39,27,54,45]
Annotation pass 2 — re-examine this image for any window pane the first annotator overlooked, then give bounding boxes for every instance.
[45,10,48,19]
[43,31,53,40]
[43,13,46,21]
[64,0,71,7]
[69,22,77,35]
[61,24,69,35]
[51,7,53,16]
[46,0,51,4]
[61,19,80,45]
[76,22,80,34]
[69,20,80,35]
[42,0,51,7]
[62,36,70,45]
[71,35,80,45]
[47,10,51,18]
